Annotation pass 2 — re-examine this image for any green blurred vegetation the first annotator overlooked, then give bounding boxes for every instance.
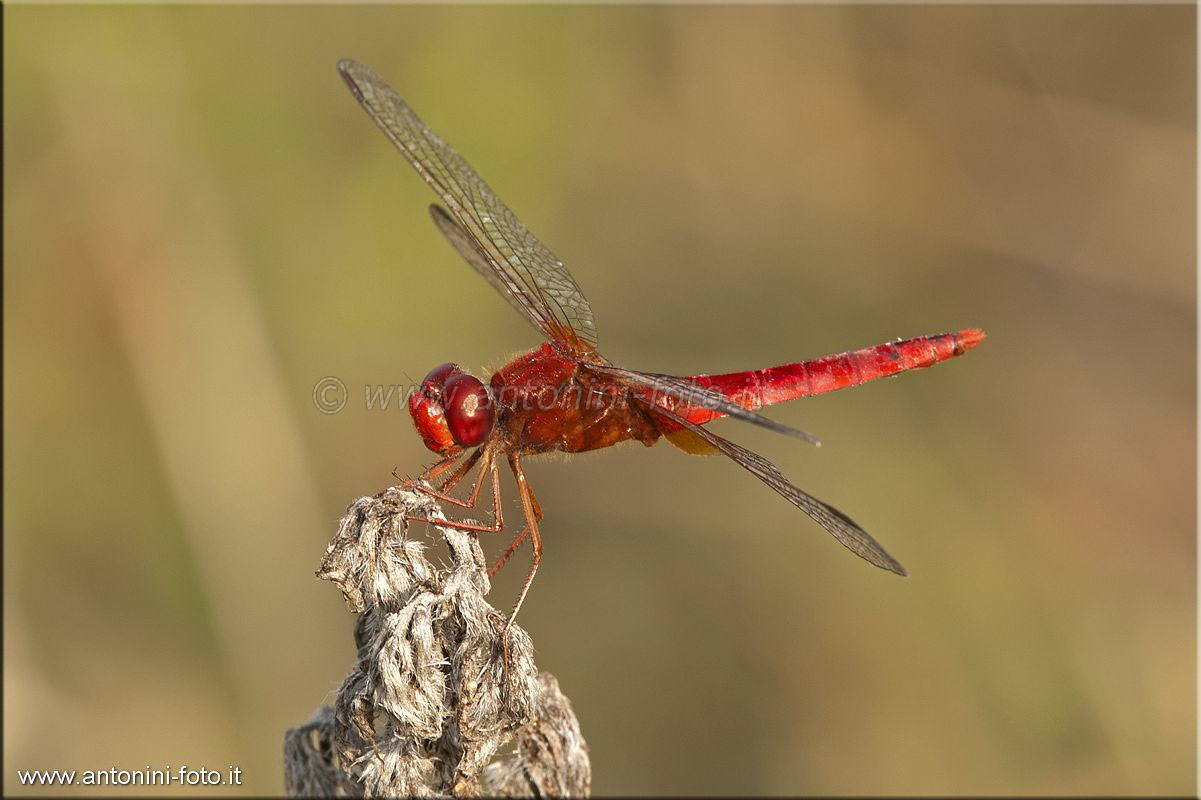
[4,5,1194,796]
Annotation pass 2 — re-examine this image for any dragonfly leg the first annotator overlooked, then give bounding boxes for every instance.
[404,447,505,534]
[395,447,479,494]
[498,453,544,667]
[431,448,485,495]
[488,470,544,577]
[413,449,485,505]
[393,448,464,486]
[488,527,529,578]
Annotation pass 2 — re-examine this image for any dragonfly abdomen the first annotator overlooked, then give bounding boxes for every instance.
[682,329,984,424]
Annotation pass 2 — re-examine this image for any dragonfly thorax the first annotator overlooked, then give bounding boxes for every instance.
[409,363,495,453]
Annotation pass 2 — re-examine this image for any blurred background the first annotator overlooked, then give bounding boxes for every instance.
[4,5,1195,796]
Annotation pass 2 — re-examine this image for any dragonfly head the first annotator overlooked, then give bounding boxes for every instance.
[409,363,495,453]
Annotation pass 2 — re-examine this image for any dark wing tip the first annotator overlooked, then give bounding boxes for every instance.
[840,526,908,577]
[836,528,908,577]
[336,58,360,80]
[882,556,909,578]
[337,57,371,77]
[821,497,908,576]
[336,59,365,97]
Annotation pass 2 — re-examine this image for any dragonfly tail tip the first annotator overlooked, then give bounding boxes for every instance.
[957,328,986,352]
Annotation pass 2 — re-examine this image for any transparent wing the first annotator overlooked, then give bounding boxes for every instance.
[338,59,597,352]
[428,204,533,330]
[636,398,908,576]
[585,363,820,444]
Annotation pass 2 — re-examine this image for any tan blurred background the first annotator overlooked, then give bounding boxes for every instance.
[4,5,1195,796]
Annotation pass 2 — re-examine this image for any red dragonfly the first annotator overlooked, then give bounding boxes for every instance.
[339,59,983,634]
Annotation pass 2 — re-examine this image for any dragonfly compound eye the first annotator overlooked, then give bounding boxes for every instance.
[408,362,461,453]
[443,373,494,448]
[421,362,459,392]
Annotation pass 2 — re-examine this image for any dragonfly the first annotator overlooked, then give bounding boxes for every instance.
[338,59,984,641]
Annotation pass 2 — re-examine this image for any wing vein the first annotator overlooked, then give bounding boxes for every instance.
[634,399,907,576]
[338,59,597,351]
